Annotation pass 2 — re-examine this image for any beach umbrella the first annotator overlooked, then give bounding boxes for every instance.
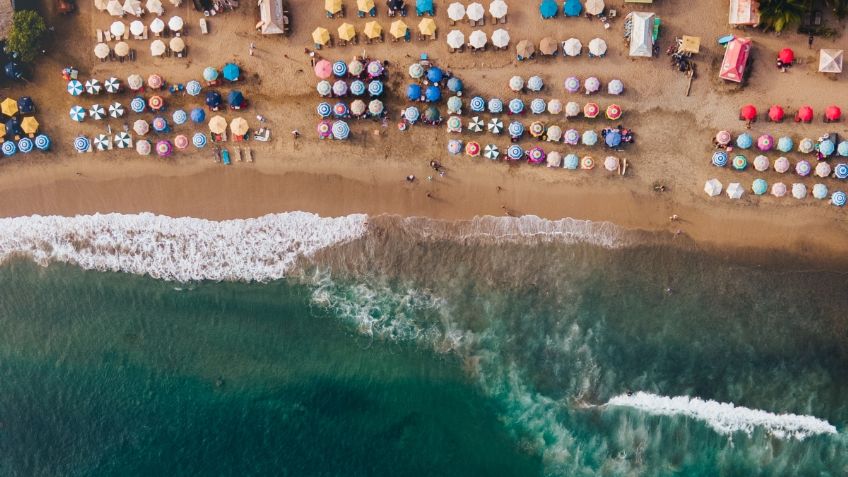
[16,96,33,114]
[539,37,557,56]
[588,38,607,57]
[837,164,848,179]
[368,80,384,97]
[130,19,143,36]
[826,105,842,122]
[222,63,240,82]
[819,139,835,157]
[813,183,828,200]
[418,18,436,37]
[94,42,110,60]
[796,105,814,123]
[350,80,366,96]
[564,0,583,16]
[798,137,814,154]
[406,83,422,101]
[606,104,622,121]
[230,117,249,137]
[1,140,15,156]
[466,1,484,21]
[151,117,168,132]
[150,39,166,57]
[18,117,38,136]
[446,30,465,50]
[425,85,441,102]
[312,27,330,47]
[796,160,811,176]
[228,90,245,109]
[404,106,420,123]
[368,99,385,116]
[582,130,598,146]
[833,191,847,206]
[348,60,364,78]
[547,99,563,115]
[192,132,207,148]
[753,155,770,171]
[447,96,462,114]
[547,125,563,142]
[332,61,347,78]
[492,28,510,49]
[465,141,481,157]
[815,161,832,178]
[111,21,127,38]
[487,117,503,134]
[333,80,348,97]
[129,96,145,113]
[317,102,332,118]
[127,74,144,91]
[712,151,728,167]
[736,133,753,149]
[605,130,622,148]
[564,76,580,93]
[109,102,125,118]
[739,104,757,121]
[546,151,562,167]
[325,0,342,14]
[337,22,356,43]
[172,109,187,125]
[168,37,185,54]
[313,60,331,79]
[732,154,747,170]
[317,120,332,138]
[726,182,744,199]
[146,0,163,15]
[424,106,440,123]
[564,128,580,145]
[563,38,582,57]
[778,47,794,64]
[363,21,382,41]
[509,75,524,92]
[333,102,349,117]
[447,2,465,21]
[530,98,546,114]
[792,183,807,199]
[771,182,787,197]
[608,79,624,95]
[104,77,121,94]
[507,145,524,160]
[173,134,189,150]
[490,0,508,19]
[583,103,599,118]
[585,0,604,15]
[0,98,17,117]
[190,108,205,124]
[67,80,83,96]
[564,153,579,169]
[768,105,784,122]
[509,98,524,114]
[94,134,111,151]
[838,141,848,157]
[704,179,723,197]
[389,20,408,40]
[757,134,773,151]
[34,134,50,151]
[774,157,790,173]
[85,79,102,95]
[136,139,151,156]
[776,136,793,153]
[69,105,86,122]
[147,74,163,90]
[113,42,128,58]
[488,98,503,113]
[540,0,557,18]
[114,131,132,148]
[581,156,595,169]
[469,30,487,49]
[516,40,535,59]
[155,140,172,157]
[470,96,486,113]
[467,116,484,133]
[409,63,424,79]
[148,95,164,111]
[447,139,463,155]
[133,119,149,135]
[73,136,90,153]
[565,102,580,118]
[604,155,620,172]
[528,147,546,164]
[584,77,600,94]
[529,121,545,137]
[752,178,768,195]
[446,115,462,132]
[17,137,32,153]
[203,67,219,83]
[484,144,499,160]
[447,77,464,94]
[715,130,731,146]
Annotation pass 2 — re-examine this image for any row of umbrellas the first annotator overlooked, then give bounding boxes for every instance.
[717,130,847,156]
[1,135,51,156]
[712,151,848,178]
[313,59,384,80]
[740,104,842,123]
[446,1,508,21]
[70,101,208,125]
[73,133,208,155]
[446,29,511,50]
[408,65,462,89]
[445,141,618,170]
[68,74,206,95]
[705,178,846,204]
[0,96,34,117]
[317,120,351,140]
[450,97,622,118]
[94,0,177,17]
[510,76,623,95]
[202,63,241,82]
[101,17,183,39]
[514,37,607,58]
[540,0,603,18]
[317,79,383,97]
[445,116,623,144]
[317,100,384,118]
[313,20,412,44]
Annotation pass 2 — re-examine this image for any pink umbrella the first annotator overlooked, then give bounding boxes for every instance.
[774,157,790,173]
[757,134,773,151]
[148,74,163,89]
[155,140,172,157]
[317,120,332,138]
[528,147,546,164]
[715,130,731,146]
[174,134,189,149]
[314,60,332,79]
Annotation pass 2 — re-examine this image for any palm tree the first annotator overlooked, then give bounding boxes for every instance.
[758,0,807,32]
[826,0,848,19]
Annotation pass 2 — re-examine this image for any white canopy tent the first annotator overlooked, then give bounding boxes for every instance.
[819,49,843,73]
[628,12,654,58]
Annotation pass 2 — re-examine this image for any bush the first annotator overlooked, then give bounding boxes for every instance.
[6,10,47,63]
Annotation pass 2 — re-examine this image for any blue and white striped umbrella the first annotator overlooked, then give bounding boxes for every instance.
[508,98,524,114]
[832,190,847,207]
[333,61,347,77]
[368,80,383,96]
[317,102,332,117]
[130,96,146,113]
[172,109,187,125]
[34,134,50,151]
[563,153,579,169]
[835,163,848,179]
[488,98,503,113]
[564,129,580,145]
[530,98,546,114]
[192,132,207,148]
[508,121,525,137]
[104,77,121,93]
[186,80,202,96]
[67,80,83,96]
[350,80,366,96]
[73,136,90,152]
[404,106,420,123]
[69,105,86,122]
[582,130,598,146]
[507,145,524,160]
[839,141,848,157]
[712,151,728,167]
[819,139,835,157]
[332,120,350,140]
[17,137,33,153]
[527,75,544,92]
[470,96,486,112]
[1,140,16,156]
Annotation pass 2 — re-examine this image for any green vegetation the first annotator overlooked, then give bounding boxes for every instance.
[827,0,848,19]
[6,10,47,63]
[758,0,806,32]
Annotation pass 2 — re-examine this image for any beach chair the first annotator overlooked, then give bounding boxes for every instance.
[234,148,242,161]
[104,31,112,41]
[199,18,208,34]
[143,26,149,39]
[123,30,130,40]
[96,29,104,42]
[245,147,253,162]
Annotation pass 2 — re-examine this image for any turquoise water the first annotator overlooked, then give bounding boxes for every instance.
[0,215,846,476]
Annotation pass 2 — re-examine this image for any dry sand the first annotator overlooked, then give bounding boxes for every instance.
[2,0,848,266]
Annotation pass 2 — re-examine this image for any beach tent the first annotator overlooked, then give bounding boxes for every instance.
[628,12,654,58]
[258,0,286,34]
[728,0,759,25]
[819,49,843,74]
[719,37,751,83]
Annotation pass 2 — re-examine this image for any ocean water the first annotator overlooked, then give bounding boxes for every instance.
[0,213,846,476]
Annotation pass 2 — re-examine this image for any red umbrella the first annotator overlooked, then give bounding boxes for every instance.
[739,104,757,121]
[778,48,794,64]
[768,105,784,122]
[796,105,813,123]
[825,105,841,122]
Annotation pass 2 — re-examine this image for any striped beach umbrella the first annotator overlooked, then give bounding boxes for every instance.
[89,104,106,120]
[508,121,525,138]
[368,99,384,116]
[104,77,120,93]
[34,134,50,151]
[831,191,846,207]
[581,156,595,169]
[530,98,546,114]
[777,136,793,153]
[564,76,580,93]
[527,75,544,92]
[467,116,484,132]
[465,141,481,157]
[529,121,545,138]
[753,155,770,171]
[155,140,172,157]
[192,132,207,148]
[582,130,598,146]
[409,63,424,79]
[1,140,16,156]
[148,95,164,111]
[715,130,732,146]
[404,106,420,123]
[735,133,753,149]
[484,144,499,160]
[186,80,202,96]
[447,96,462,114]
[470,96,486,113]
[583,102,599,118]
[67,80,83,96]
[487,117,503,134]
[563,153,579,169]
[774,157,790,173]
[333,102,349,117]
[17,137,33,153]
[508,98,524,114]
[509,75,524,92]
[114,131,132,148]
[172,109,187,125]
[798,138,814,153]
[447,139,463,155]
[332,80,348,97]
[109,102,125,118]
[488,98,503,113]
[333,61,347,77]
[317,102,332,118]
[564,128,579,145]
[835,163,848,179]
[584,77,600,93]
[332,120,350,140]
[148,74,163,89]
[368,80,384,97]
[446,116,462,133]
[130,96,146,113]
[712,151,728,167]
[317,81,332,97]
[85,79,102,95]
[152,117,168,132]
[547,99,563,115]
[507,144,524,160]
[93,134,111,151]
[732,154,748,170]
[606,104,622,120]
[813,183,828,200]
[350,80,366,96]
[795,160,811,176]
[752,178,767,195]
[608,79,624,95]
[527,147,546,164]
[815,161,831,178]
[73,136,90,152]
[367,61,383,78]
[174,134,189,149]
[69,105,86,122]
[819,139,835,157]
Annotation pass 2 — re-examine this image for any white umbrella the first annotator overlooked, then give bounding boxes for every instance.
[150,39,166,56]
[127,74,143,90]
[447,2,465,21]
[487,118,503,134]
[492,28,510,48]
[89,104,106,120]
[484,144,500,159]
[792,183,807,199]
[168,16,184,32]
[169,0,181,5]
[145,0,163,15]
[150,18,165,34]
[547,151,562,167]
[726,182,743,199]
[489,0,508,19]
[109,102,125,118]
[446,30,465,49]
[466,2,484,22]
[469,30,487,49]
[94,43,110,59]
[114,41,129,57]
[771,182,787,197]
[604,156,620,172]
[585,0,604,15]
[704,179,723,197]
[122,0,142,16]
[106,0,124,16]
[588,38,607,56]
[170,37,185,53]
[110,21,126,37]
[563,38,582,57]
[509,75,524,92]
[547,99,562,114]
[94,134,111,151]
[565,101,580,117]
[547,125,563,142]
[130,20,144,36]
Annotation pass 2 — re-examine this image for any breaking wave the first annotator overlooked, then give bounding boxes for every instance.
[605,392,838,440]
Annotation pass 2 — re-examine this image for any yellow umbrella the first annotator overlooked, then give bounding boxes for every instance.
[418,18,436,36]
[338,23,356,41]
[389,20,408,39]
[1,98,18,117]
[208,115,227,134]
[324,0,341,14]
[356,0,374,12]
[312,27,330,46]
[0,124,5,137]
[230,117,249,136]
[21,116,39,134]
[363,21,382,40]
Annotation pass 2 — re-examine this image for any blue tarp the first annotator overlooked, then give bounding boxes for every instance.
[17,96,34,114]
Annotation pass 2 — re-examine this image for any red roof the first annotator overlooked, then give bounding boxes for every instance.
[720,38,752,83]
[740,104,757,121]
[768,105,784,122]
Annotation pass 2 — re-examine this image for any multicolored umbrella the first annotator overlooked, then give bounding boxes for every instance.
[527,147,546,164]
[317,102,332,118]
[834,163,848,179]
[468,116,484,132]
[715,130,731,146]
[333,80,348,96]
[105,77,121,93]
[135,139,151,155]
[148,95,164,111]
[147,74,163,89]
[484,144,499,160]
[752,178,768,195]
[350,80,366,96]
[114,131,132,148]
[508,98,524,114]
[508,121,525,137]
[332,120,350,140]
[833,191,847,206]
[109,102,125,118]
[756,134,773,151]
[34,134,50,151]
[564,129,580,145]
[735,133,753,149]
[605,104,622,120]
[470,96,486,113]
[465,141,481,157]
[819,139,835,157]
[133,119,149,135]
[753,155,770,171]
[608,79,624,95]
[564,76,580,93]
[152,116,168,132]
[69,105,86,122]
[333,102,349,117]
[581,156,595,170]
[404,107,420,123]
[712,151,728,167]
[186,80,202,96]
[408,63,424,79]
[529,121,545,138]
[487,117,503,134]
[85,79,102,95]
[67,80,83,96]
[447,139,463,155]
[192,132,207,148]
[446,115,462,133]
[774,157,790,173]
[582,130,598,145]
[332,61,347,77]
[584,77,600,93]
[796,160,811,176]
[530,98,546,114]
[130,96,145,113]
[563,153,579,169]
[1,140,16,156]
[155,140,172,157]
[17,137,33,153]
[527,75,544,92]
[317,81,332,97]
[368,99,384,116]
[367,60,383,78]
[812,183,828,200]
[583,103,599,118]
[488,98,503,113]
[732,154,748,170]
[73,136,90,152]
[507,144,524,160]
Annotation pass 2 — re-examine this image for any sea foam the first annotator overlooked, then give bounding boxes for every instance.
[606,392,838,440]
[0,212,368,282]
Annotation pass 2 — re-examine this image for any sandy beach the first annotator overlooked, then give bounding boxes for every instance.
[3,0,848,265]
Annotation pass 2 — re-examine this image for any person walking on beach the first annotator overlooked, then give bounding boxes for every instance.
[808,33,814,49]
[249,42,256,56]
